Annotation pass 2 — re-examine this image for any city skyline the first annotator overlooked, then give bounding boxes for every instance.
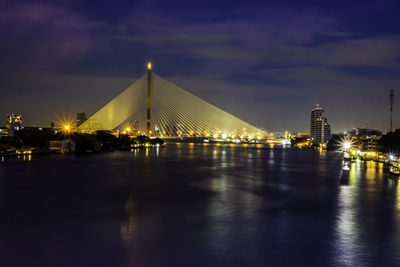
[1,0,400,132]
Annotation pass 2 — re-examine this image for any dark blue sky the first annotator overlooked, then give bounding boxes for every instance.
[1,0,400,132]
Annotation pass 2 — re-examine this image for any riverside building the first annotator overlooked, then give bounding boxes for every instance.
[310,104,331,144]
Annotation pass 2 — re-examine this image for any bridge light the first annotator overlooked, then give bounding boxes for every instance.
[123,127,131,134]
[147,62,152,70]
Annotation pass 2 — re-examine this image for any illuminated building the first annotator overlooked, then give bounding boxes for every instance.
[347,128,381,137]
[362,136,381,152]
[6,114,22,136]
[76,112,87,127]
[310,104,331,144]
[47,139,76,153]
[296,132,310,138]
[0,127,9,138]
[345,127,382,152]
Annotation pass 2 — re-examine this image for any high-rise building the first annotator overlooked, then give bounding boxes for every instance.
[310,104,331,144]
[76,112,87,127]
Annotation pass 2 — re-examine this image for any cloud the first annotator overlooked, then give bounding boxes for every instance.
[276,37,400,67]
[120,5,335,45]
[0,2,108,67]
[115,6,336,67]
[0,2,105,29]
[115,4,400,73]
[117,33,234,46]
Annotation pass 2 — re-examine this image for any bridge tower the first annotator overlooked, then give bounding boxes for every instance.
[147,62,152,136]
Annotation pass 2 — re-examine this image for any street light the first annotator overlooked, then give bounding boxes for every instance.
[343,141,351,150]
[339,137,353,152]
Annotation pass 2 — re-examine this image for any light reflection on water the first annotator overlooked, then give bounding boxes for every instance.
[0,144,399,266]
[335,162,360,266]
[17,154,31,161]
[335,159,400,266]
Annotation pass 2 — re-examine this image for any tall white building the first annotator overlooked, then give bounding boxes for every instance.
[310,104,331,144]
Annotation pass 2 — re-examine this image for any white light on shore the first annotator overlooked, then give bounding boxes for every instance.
[343,141,351,150]
[339,137,354,151]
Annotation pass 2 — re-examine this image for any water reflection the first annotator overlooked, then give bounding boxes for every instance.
[339,163,350,186]
[121,194,135,238]
[205,144,262,259]
[395,180,400,259]
[268,148,275,165]
[3,144,400,266]
[335,158,400,266]
[121,194,137,266]
[335,162,359,266]
[17,155,31,161]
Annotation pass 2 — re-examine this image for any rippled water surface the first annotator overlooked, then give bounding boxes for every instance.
[0,144,400,266]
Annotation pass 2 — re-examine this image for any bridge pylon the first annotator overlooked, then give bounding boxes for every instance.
[146,62,152,136]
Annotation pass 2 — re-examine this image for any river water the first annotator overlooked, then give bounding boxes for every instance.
[0,143,399,267]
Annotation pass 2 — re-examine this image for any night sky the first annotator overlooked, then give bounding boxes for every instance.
[1,0,400,133]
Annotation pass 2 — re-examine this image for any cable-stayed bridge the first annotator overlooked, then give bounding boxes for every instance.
[77,64,266,139]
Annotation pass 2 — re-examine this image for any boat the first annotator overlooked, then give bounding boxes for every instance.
[342,160,350,171]
[389,165,400,175]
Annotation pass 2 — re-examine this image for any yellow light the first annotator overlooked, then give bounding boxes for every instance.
[147,62,152,70]
[64,125,70,130]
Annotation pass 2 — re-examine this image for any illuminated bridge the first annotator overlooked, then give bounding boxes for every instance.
[77,63,267,139]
